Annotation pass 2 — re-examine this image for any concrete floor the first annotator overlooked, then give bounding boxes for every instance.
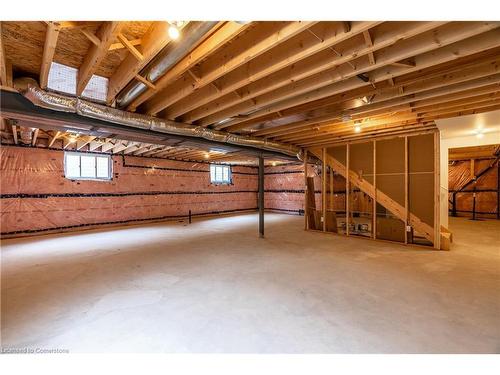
[1,213,499,353]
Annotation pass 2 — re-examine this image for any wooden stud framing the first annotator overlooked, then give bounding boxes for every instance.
[322,147,327,231]
[372,140,377,239]
[346,144,350,236]
[404,136,409,244]
[304,149,308,230]
[434,132,441,250]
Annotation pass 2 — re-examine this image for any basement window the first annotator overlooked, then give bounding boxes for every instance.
[64,152,112,180]
[210,164,231,184]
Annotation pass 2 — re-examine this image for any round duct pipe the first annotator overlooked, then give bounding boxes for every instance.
[115,21,219,108]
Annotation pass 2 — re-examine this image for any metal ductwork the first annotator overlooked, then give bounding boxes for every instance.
[115,21,219,108]
[15,80,302,159]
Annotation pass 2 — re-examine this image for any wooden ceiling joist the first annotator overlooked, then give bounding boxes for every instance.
[164,21,381,121]
[40,22,61,89]
[77,21,123,96]
[217,24,500,133]
[107,22,175,103]
[260,56,500,139]
[0,23,8,86]
[191,21,443,127]
[126,21,245,111]
[142,21,317,115]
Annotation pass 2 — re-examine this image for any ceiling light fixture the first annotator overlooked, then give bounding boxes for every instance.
[354,121,362,133]
[168,24,180,40]
[204,152,210,159]
[474,128,485,139]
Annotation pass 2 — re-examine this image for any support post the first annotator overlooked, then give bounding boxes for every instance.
[322,147,327,232]
[346,144,350,236]
[497,161,500,220]
[258,155,264,238]
[304,149,308,230]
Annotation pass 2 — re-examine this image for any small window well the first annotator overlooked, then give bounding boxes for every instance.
[64,152,112,180]
[210,164,231,184]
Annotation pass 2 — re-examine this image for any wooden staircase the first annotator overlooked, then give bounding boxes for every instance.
[310,148,440,246]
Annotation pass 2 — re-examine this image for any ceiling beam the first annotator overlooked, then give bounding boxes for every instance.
[0,22,7,85]
[107,22,174,104]
[192,21,442,127]
[77,21,123,96]
[40,22,61,89]
[217,23,500,132]
[142,21,317,115]
[126,21,248,111]
[168,21,382,122]
[257,62,500,139]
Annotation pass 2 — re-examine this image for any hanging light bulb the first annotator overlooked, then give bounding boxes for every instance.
[168,24,180,40]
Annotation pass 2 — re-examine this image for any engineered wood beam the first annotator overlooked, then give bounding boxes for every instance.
[142,21,317,115]
[77,21,123,96]
[40,22,61,89]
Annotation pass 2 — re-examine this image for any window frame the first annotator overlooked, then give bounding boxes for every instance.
[64,152,113,181]
[209,164,232,185]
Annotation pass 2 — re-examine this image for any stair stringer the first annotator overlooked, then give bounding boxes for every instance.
[310,148,434,243]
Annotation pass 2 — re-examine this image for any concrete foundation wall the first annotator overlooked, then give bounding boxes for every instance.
[0,146,258,237]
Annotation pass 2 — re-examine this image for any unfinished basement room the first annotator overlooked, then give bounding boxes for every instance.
[1,4,500,364]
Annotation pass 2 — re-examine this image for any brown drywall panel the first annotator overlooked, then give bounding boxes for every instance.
[409,133,434,173]
[328,145,346,165]
[376,138,405,173]
[349,141,374,177]
[377,175,405,206]
[409,173,435,227]
[376,217,405,242]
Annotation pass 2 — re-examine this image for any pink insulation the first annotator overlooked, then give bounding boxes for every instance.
[0,146,258,237]
[264,163,305,214]
[448,159,499,219]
